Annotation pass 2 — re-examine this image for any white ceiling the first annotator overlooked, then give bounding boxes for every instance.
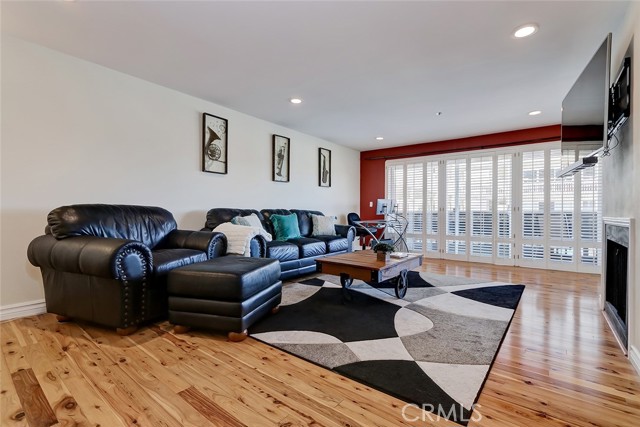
[1,0,630,151]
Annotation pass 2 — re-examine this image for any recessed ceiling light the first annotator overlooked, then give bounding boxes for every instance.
[513,24,538,38]
[436,112,443,116]
[290,98,302,104]
[528,110,542,116]
[376,137,384,141]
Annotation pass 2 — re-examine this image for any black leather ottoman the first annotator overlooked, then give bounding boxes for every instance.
[167,256,282,341]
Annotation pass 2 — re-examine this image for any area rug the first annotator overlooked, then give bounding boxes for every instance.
[250,271,524,425]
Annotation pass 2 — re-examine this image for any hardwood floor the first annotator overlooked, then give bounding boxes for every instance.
[2,260,639,426]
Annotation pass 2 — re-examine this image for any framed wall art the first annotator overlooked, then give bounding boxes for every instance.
[319,147,331,187]
[202,113,228,174]
[272,134,290,182]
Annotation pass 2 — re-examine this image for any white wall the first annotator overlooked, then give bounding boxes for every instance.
[628,6,640,372]
[0,36,360,309]
[602,2,640,372]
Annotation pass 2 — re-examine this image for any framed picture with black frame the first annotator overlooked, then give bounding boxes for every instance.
[319,147,331,187]
[202,113,228,174]
[272,135,290,182]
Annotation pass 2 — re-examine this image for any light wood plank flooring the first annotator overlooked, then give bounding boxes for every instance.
[1,260,639,426]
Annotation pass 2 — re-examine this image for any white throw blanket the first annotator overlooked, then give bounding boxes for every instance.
[213,223,272,257]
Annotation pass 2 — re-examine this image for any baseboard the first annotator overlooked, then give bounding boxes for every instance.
[0,299,46,322]
[630,345,640,376]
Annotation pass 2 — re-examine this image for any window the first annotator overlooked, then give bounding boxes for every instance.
[470,156,493,257]
[387,164,403,214]
[496,154,512,259]
[405,163,423,251]
[425,161,439,253]
[548,149,576,263]
[385,142,601,273]
[521,150,546,261]
[579,150,602,266]
[446,159,467,255]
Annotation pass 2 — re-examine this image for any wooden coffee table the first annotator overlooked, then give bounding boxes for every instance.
[316,250,423,298]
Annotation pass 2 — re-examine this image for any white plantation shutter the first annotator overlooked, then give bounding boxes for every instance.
[496,154,512,259]
[470,156,493,257]
[521,150,545,261]
[385,164,404,249]
[386,164,404,212]
[405,163,423,251]
[446,158,467,255]
[385,142,601,271]
[579,149,602,267]
[425,161,439,253]
[548,149,575,263]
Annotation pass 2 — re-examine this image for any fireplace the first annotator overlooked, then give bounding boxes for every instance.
[602,218,634,354]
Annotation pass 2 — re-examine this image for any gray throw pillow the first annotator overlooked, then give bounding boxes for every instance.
[311,214,336,236]
[231,213,264,230]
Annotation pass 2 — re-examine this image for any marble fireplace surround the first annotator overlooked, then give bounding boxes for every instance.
[601,217,635,358]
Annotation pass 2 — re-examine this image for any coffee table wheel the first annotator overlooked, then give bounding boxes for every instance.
[340,273,353,289]
[339,273,354,302]
[395,269,409,299]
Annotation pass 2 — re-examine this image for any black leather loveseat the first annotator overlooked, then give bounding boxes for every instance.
[27,204,227,334]
[203,208,355,279]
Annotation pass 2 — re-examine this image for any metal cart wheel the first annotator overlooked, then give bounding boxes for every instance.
[394,269,408,299]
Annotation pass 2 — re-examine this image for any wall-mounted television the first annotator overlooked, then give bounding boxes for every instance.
[561,33,611,155]
[558,33,612,178]
[376,199,394,215]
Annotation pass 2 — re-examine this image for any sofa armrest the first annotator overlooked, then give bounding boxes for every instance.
[160,229,227,259]
[334,225,355,253]
[249,235,268,257]
[27,234,152,280]
[335,224,355,240]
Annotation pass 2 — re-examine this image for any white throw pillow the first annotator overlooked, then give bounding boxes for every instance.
[311,214,336,236]
[213,222,272,256]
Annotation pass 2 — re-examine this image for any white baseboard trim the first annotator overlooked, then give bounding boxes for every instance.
[630,345,640,376]
[0,299,46,322]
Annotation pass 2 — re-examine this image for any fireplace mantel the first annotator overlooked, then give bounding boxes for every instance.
[603,217,632,228]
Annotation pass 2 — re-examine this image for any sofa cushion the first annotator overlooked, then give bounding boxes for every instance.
[271,213,302,241]
[47,204,177,249]
[290,209,324,237]
[313,235,349,253]
[265,241,299,261]
[311,214,336,236]
[152,248,207,275]
[205,208,265,231]
[287,237,327,258]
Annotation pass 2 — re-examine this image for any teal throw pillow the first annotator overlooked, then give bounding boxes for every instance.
[271,213,301,241]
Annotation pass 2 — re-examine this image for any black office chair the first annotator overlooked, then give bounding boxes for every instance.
[347,212,378,250]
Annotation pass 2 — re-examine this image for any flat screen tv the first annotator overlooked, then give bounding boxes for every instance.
[561,33,611,155]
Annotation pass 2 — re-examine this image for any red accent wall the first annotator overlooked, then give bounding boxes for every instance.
[359,125,560,219]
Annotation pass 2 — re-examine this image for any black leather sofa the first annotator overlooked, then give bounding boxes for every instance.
[27,204,227,334]
[203,208,355,280]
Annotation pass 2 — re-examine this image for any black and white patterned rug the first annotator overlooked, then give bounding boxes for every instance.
[250,271,524,425]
